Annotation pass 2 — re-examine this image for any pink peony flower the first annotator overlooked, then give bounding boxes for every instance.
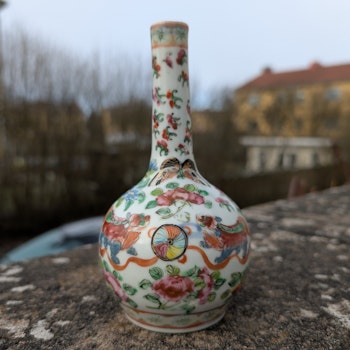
[197,267,215,304]
[156,188,205,206]
[152,275,194,302]
[103,270,128,302]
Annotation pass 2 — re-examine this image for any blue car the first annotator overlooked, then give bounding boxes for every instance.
[0,216,104,264]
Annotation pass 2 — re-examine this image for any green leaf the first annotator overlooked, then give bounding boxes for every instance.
[137,176,149,188]
[137,191,146,203]
[166,265,180,276]
[113,270,123,281]
[139,279,153,289]
[183,291,198,302]
[145,200,158,209]
[114,197,124,208]
[183,184,196,192]
[151,188,163,196]
[183,265,200,277]
[156,207,171,216]
[214,278,226,289]
[149,266,163,280]
[182,304,196,314]
[166,182,179,189]
[220,289,231,300]
[204,201,213,209]
[177,211,190,223]
[211,270,221,280]
[102,260,111,273]
[127,298,138,308]
[193,277,206,290]
[198,190,209,196]
[228,272,242,287]
[123,283,137,296]
[144,293,161,304]
[105,211,114,222]
[207,292,216,302]
[124,200,133,211]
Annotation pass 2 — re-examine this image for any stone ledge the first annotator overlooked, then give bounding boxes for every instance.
[1,185,350,349]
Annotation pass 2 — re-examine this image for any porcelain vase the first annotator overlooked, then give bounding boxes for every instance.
[99,21,251,333]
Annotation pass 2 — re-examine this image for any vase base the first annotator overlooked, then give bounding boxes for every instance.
[122,305,226,333]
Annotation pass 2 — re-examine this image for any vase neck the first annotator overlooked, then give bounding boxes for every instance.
[149,22,196,172]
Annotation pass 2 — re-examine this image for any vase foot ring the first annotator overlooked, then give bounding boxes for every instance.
[124,310,225,333]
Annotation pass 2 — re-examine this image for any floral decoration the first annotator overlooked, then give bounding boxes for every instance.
[178,70,189,86]
[152,56,161,78]
[152,109,164,136]
[102,260,247,314]
[152,87,166,106]
[166,89,183,109]
[167,113,181,129]
[140,264,245,313]
[176,49,187,65]
[146,182,212,221]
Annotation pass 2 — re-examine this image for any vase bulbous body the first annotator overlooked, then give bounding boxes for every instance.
[99,21,251,333]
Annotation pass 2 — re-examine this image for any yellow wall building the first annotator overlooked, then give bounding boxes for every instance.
[234,62,350,140]
[233,61,350,173]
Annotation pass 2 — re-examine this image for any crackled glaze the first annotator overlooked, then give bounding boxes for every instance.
[99,21,251,333]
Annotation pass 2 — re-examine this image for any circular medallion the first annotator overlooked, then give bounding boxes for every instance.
[151,224,188,261]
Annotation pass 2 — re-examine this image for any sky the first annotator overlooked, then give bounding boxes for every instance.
[1,0,350,101]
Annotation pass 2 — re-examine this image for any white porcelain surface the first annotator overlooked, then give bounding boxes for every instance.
[99,21,251,333]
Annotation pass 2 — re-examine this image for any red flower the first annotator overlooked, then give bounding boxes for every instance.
[181,70,188,81]
[103,271,128,301]
[197,267,215,304]
[164,55,173,68]
[152,275,194,302]
[167,113,178,129]
[156,187,205,206]
[215,197,228,204]
[166,90,172,99]
[176,49,186,65]
[162,128,169,140]
[152,56,161,72]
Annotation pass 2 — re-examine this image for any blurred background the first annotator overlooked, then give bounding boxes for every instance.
[0,1,349,258]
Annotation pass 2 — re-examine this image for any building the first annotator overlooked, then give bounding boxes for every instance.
[234,61,350,139]
[234,61,350,173]
[240,136,333,173]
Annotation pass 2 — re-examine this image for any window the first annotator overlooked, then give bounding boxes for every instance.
[277,153,284,168]
[248,120,258,132]
[259,150,266,170]
[324,88,341,101]
[295,90,304,103]
[248,93,260,107]
[324,116,339,129]
[312,152,319,166]
[284,153,297,168]
[294,119,303,130]
[277,91,287,103]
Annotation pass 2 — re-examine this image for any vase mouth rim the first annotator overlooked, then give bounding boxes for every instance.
[151,21,188,30]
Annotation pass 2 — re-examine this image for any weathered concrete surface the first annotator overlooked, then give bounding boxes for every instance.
[1,185,349,349]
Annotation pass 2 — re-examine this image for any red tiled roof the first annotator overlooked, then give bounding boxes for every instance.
[237,61,350,90]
